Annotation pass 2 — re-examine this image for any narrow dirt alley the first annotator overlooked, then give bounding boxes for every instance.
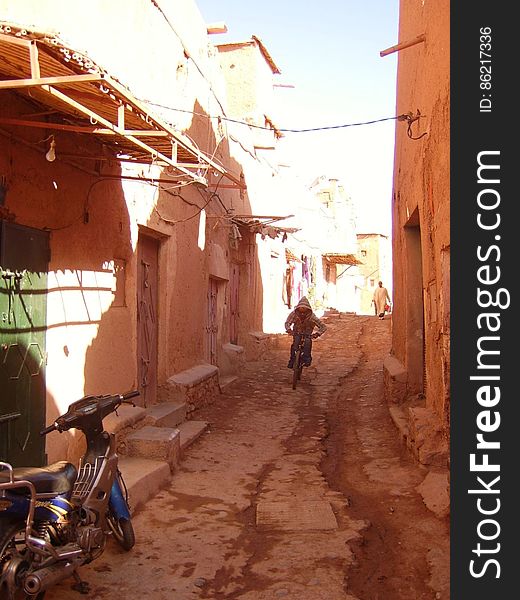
[47,313,449,600]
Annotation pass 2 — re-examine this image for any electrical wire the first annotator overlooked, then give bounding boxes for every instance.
[153,190,213,224]
[137,97,405,134]
[154,171,227,225]
[148,0,227,116]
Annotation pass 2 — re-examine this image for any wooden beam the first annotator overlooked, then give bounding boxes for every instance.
[106,75,243,186]
[0,73,104,89]
[0,117,169,136]
[0,32,32,47]
[380,34,426,57]
[36,83,200,180]
[29,40,40,79]
[0,30,242,187]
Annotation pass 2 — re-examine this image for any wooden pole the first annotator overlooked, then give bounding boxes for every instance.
[380,34,426,57]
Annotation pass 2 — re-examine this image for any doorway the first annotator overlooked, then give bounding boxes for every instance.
[207,278,218,365]
[136,234,159,407]
[229,264,239,345]
[0,221,49,467]
[404,212,424,395]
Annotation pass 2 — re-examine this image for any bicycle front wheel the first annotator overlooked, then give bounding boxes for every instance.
[292,349,301,389]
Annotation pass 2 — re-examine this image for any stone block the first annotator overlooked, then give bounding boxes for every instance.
[118,456,171,514]
[126,425,181,472]
[416,470,450,518]
[158,364,220,415]
[145,401,186,428]
[383,354,407,404]
[388,404,409,443]
[220,343,245,376]
[407,407,449,468]
[177,420,209,452]
[104,404,147,435]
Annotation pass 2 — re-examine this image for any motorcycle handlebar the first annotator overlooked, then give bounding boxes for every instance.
[40,423,57,436]
[39,390,140,435]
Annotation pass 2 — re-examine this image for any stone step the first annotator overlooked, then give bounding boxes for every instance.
[144,401,187,428]
[104,403,147,435]
[219,375,238,390]
[125,425,181,472]
[117,456,171,515]
[177,420,209,453]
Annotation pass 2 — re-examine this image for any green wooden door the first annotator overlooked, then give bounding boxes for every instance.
[0,221,49,467]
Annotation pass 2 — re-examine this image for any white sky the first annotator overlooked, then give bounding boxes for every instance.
[196,0,400,236]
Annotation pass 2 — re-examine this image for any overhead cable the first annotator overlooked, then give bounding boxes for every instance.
[139,98,408,134]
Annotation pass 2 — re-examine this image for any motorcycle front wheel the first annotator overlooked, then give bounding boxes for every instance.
[0,518,46,599]
[106,511,135,551]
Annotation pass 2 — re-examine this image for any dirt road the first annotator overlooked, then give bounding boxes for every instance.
[47,313,449,600]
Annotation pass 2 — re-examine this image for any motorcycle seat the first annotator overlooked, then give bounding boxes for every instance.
[0,461,78,495]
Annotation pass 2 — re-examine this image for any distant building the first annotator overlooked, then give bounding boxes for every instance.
[286,175,360,314]
[0,1,300,466]
[356,233,392,315]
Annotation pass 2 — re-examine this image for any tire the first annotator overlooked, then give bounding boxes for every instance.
[0,518,45,599]
[292,349,301,389]
[106,511,135,551]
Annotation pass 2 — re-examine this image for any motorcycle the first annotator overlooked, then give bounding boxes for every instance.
[0,390,140,598]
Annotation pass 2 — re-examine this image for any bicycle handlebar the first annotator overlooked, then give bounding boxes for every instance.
[286,331,321,338]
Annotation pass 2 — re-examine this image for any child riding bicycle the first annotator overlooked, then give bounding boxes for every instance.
[285,296,327,368]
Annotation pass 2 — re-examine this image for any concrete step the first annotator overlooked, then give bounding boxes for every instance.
[117,456,171,515]
[125,425,181,472]
[144,401,187,428]
[118,422,209,513]
[177,420,209,453]
[104,403,147,435]
[219,375,238,390]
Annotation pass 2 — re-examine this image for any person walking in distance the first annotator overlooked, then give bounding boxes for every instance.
[373,281,391,320]
[285,296,327,368]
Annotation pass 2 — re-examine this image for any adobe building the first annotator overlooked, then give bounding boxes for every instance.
[310,176,359,313]
[213,35,300,336]
[0,0,295,467]
[383,0,450,468]
[356,233,392,315]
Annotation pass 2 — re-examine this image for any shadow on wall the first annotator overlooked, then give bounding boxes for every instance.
[1,89,268,465]
[146,98,265,374]
[50,168,135,461]
[0,87,135,465]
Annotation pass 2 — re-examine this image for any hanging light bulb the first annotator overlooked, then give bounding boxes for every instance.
[45,136,56,162]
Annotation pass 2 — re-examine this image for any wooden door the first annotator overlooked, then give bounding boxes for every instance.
[136,234,159,407]
[0,221,48,467]
[207,278,218,365]
[229,264,239,345]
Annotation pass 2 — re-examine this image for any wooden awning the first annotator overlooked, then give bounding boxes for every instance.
[230,214,299,239]
[0,23,243,188]
[323,253,362,265]
[285,248,301,262]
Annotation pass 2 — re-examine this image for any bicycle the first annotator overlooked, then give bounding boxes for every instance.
[289,332,319,389]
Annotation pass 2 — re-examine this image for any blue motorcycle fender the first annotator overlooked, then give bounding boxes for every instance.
[108,479,131,520]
